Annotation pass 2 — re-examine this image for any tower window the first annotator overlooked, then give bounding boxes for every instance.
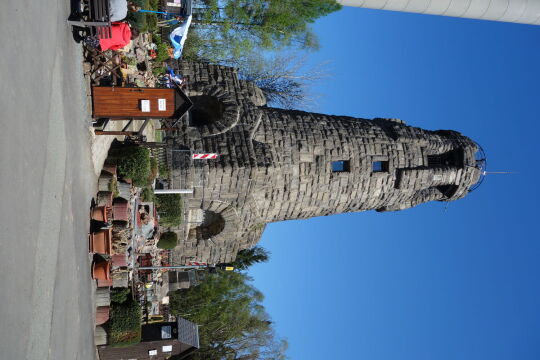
[372,161,388,172]
[331,161,350,173]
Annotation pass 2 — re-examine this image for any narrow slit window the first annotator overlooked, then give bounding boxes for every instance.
[331,160,350,173]
[372,161,388,172]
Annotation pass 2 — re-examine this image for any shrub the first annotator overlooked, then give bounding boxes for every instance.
[108,297,142,347]
[155,194,183,227]
[126,11,147,32]
[141,186,155,202]
[152,66,166,76]
[146,13,158,33]
[158,162,170,178]
[122,56,137,66]
[126,0,149,32]
[157,231,178,249]
[110,288,131,304]
[116,146,151,187]
[155,42,170,63]
[150,157,158,178]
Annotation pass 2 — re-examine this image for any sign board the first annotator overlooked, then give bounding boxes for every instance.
[158,98,167,111]
[140,99,151,112]
[192,153,219,159]
[187,261,207,266]
[167,1,181,6]
[162,345,173,352]
[148,349,158,356]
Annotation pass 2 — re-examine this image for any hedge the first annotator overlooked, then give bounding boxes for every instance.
[109,297,142,347]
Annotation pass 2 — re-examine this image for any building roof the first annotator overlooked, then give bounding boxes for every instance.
[173,83,193,120]
[177,317,200,349]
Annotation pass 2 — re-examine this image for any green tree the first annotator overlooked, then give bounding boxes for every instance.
[233,52,330,109]
[170,271,287,360]
[189,0,341,61]
[224,246,270,271]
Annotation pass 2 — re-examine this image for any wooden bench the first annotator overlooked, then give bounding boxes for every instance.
[68,0,112,39]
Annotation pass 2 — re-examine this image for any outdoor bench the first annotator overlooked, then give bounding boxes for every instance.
[68,0,112,39]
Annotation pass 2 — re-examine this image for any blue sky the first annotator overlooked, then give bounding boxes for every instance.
[249,7,540,360]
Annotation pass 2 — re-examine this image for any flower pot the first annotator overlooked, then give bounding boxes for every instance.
[95,306,110,325]
[102,163,117,176]
[92,261,111,281]
[96,191,113,207]
[97,278,113,288]
[92,206,110,222]
[89,228,113,254]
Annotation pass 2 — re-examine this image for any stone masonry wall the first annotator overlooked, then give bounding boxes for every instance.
[167,62,482,265]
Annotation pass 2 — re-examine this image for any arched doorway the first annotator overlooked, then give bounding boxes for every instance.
[188,210,225,241]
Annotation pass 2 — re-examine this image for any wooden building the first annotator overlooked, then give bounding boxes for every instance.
[92,85,192,120]
[98,317,199,360]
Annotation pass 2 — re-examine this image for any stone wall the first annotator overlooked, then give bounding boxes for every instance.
[167,62,482,265]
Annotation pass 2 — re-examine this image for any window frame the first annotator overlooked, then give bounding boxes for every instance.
[331,160,350,173]
[372,161,389,173]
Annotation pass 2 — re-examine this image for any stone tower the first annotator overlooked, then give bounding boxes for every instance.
[167,62,482,264]
[338,0,540,25]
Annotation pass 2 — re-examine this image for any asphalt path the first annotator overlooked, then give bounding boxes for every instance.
[0,1,96,359]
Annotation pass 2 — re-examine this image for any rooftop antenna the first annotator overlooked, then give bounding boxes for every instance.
[482,171,518,175]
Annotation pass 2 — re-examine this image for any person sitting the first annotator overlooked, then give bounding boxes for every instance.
[84,22,139,51]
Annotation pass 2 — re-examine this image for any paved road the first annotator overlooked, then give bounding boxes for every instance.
[0,1,96,359]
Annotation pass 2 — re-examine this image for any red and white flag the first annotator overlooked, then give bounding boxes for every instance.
[192,153,219,159]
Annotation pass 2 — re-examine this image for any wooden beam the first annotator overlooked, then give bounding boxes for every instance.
[67,20,109,27]
[95,130,139,136]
